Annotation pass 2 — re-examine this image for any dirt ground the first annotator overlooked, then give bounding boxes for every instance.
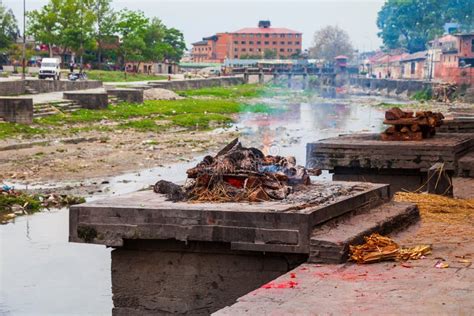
[0,128,238,191]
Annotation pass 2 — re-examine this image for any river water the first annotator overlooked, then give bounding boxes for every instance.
[0,93,398,315]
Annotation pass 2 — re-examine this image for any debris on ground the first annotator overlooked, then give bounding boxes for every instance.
[349,233,432,264]
[0,184,85,224]
[394,192,474,224]
[433,83,457,103]
[143,88,184,100]
[381,107,444,141]
[154,138,319,202]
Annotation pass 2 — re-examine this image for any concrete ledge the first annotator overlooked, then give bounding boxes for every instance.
[147,76,244,91]
[107,88,144,103]
[0,97,33,123]
[63,91,108,109]
[458,151,474,177]
[309,202,419,263]
[0,80,26,96]
[26,79,102,93]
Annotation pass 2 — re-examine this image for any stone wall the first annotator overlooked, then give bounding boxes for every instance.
[111,240,305,316]
[107,88,144,103]
[63,92,108,109]
[149,77,244,91]
[0,81,26,96]
[26,79,102,93]
[350,78,434,97]
[0,97,33,123]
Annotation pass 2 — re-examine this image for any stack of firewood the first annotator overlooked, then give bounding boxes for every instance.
[154,138,317,203]
[381,107,444,141]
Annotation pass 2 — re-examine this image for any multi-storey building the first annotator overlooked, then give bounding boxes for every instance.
[191,21,302,63]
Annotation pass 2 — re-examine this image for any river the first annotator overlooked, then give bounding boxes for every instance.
[0,93,399,315]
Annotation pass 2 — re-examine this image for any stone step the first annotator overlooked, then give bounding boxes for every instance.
[34,111,59,118]
[309,201,419,263]
[34,107,59,114]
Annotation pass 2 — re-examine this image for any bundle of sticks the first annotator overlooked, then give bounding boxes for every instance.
[154,138,318,202]
[349,233,432,264]
[381,107,444,141]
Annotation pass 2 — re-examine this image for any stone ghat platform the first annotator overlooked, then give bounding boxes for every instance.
[70,181,421,315]
[307,133,474,193]
[70,181,389,254]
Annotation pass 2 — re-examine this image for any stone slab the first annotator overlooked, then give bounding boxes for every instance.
[438,118,474,134]
[69,181,389,254]
[309,201,419,263]
[107,88,144,104]
[0,97,33,124]
[306,133,474,172]
[63,91,108,109]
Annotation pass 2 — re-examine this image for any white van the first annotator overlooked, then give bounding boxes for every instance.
[39,58,61,80]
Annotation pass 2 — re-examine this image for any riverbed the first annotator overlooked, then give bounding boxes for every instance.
[0,93,395,315]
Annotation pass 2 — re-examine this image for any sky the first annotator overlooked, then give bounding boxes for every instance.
[5,0,385,52]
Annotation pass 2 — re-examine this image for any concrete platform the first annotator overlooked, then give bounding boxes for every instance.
[306,133,474,192]
[458,151,474,177]
[438,118,474,134]
[70,181,389,254]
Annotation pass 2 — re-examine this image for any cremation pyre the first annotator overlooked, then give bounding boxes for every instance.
[381,107,444,141]
[154,138,319,202]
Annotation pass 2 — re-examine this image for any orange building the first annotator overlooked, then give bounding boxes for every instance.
[191,21,302,63]
[431,33,474,85]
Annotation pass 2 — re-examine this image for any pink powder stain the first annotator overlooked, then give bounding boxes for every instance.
[261,280,298,289]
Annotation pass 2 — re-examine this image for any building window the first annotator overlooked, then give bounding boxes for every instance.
[410,62,415,74]
[272,34,277,38]
[280,41,285,45]
[257,41,261,45]
[249,41,254,45]
[264,34,269,38]
[249,34,254,38]
[234,55,238,58]
[280,34,285,38]
[249,48,253,52]
[295,41,300,45]
[264,41,269,45]
[288,34,293,38]
[288,48,293,52]
[280,48,284,52]
[288,42,293,45]
[234,48,238,52]
[242,48,246,52]
[233,41,238,45]
[257,48,261,52]
[295,34,300,38]
[242,34,246,38]
[256,34,261,38]
[241,41,246,44]
[272,41,277,45]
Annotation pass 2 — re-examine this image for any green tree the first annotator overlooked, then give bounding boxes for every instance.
[94,0,116,65]
[377,0,474,53]
[114,9,149,69]
[28,0,97,61]
[162,27,186,62]
[0,1,19,52]
[309,26,354,62]
[263,49,277,59]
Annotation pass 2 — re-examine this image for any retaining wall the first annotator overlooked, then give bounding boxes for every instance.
[148,77,244,91]
[26,79,102,93]
[0,97,33,123]
[0,81,26,96]
[350,78,435,97]
[107,88,144,103]
[63,92,108,109]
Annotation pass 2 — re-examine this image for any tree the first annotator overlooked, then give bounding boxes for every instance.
[114,9,149,68]
[264,49,277,59]
[0,1,19,52]
[309,26,354,62]
[376,0,474,53]
[28,0,97,61]
[161,27,186,62]
[94,0,116,65]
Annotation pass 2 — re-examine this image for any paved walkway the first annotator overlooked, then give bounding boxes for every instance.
[215,180,474,315]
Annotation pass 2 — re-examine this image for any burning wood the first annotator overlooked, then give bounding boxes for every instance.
[381,107,444,141]
[154,138,317,202]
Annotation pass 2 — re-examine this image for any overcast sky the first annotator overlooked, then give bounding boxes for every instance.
[5,0,385,51]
